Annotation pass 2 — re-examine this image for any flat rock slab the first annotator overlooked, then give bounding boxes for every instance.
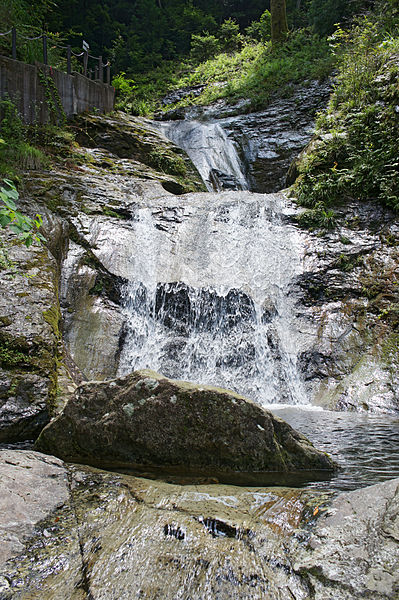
[0,450,69,566]
[35,369,335,479]
[0,450,397,599]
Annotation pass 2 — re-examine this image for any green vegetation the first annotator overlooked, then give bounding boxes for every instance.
[1,0,376,118]
[0,99,47,179]
[0,179,45,248]
[0,0,68,68]
[293,2,399,212]
[118,26,334,115]
[295,203,336,231]
[0,336,32,368]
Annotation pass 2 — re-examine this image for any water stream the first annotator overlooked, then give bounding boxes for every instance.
[116,119,399,492]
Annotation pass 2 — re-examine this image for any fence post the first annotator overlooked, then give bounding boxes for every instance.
[99,56,103,82]
[67,45,71,74]
[94,65,99,80]
[12,27,17,60]
[42,34,48,65]
[106,64,111,85]
[83,50,88,76]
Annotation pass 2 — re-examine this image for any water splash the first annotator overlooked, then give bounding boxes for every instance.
[118,191,308,406]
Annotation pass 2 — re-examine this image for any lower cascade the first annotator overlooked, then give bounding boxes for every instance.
[117,191,307,406]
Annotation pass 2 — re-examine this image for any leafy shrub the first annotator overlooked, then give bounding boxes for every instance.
[112,72,137,110]
[0,179,45,247]
[245,10,271,43]
[190,33,220,62]
[218,18,242,53]
[294,6,399,211]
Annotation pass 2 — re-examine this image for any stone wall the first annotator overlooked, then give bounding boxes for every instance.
[0,56,114,123]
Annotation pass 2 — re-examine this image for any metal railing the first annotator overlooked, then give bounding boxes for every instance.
[0,27,111,84]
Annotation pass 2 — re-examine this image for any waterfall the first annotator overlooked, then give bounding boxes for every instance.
[117,191,308,406]
[157,120,248,191]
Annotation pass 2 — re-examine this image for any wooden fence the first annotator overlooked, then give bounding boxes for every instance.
[0,28,114,123]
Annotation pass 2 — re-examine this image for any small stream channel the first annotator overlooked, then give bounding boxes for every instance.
[115,117,399,492]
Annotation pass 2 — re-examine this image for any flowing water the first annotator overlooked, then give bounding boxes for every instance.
[158,120,248,191]
[116,119,399,492]
[117,191,307,406]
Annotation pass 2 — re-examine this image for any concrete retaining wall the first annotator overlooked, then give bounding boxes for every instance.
[0,56,114,123]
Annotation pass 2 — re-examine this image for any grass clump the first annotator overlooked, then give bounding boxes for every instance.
[293,3,399,212]
[296,203,336,231]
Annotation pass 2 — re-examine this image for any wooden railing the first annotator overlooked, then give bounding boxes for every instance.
[0,27,111,84]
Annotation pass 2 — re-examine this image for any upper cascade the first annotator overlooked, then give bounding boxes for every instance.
[157,120,248,191]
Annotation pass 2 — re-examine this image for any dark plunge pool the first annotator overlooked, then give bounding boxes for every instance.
[270,406,399,492]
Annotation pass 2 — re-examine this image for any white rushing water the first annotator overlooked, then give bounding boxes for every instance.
[157,120,248,191]
[117,191,309,406]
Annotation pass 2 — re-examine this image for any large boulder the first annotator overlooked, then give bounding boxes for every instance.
[35,369,335,479]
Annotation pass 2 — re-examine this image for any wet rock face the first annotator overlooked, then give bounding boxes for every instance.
[0,450,397,600]
[155,282,255,336]
[74,111,204,191]
[35,369,335,477]
[292,199,399,412]
[295,478,399,599]
[221,82,331,193]
[0,232,60,443]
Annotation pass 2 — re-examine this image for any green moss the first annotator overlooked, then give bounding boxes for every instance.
[43,305,61,340]
[0,338,32,368]
[102,207,127,220]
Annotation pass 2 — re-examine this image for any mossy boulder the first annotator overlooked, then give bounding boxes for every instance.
[35,369,335,480]
[74,111,205,193]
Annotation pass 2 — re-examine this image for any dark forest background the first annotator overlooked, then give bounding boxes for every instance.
[1,0,375,74]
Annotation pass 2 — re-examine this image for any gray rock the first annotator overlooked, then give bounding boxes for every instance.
[35,369,336,478]
[160,80,331,193]
[295,478,399,599]
[0,449,69,566]
[0,233,60,442]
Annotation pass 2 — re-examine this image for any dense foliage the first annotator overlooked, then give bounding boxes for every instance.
[294,1,399,212]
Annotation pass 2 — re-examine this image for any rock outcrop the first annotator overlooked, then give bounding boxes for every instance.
[0,112,205,443]
[35,369,335,478]
[0,449,397,600]
[0,230,61,442]
[157,80,331,193]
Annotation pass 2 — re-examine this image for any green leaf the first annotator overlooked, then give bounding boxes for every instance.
[1,197,16,211]
[0,214,12,227]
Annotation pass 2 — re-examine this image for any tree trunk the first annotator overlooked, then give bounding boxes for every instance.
[270,0,288,44]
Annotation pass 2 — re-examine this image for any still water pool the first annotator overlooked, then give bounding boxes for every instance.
[271,406,399,492]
